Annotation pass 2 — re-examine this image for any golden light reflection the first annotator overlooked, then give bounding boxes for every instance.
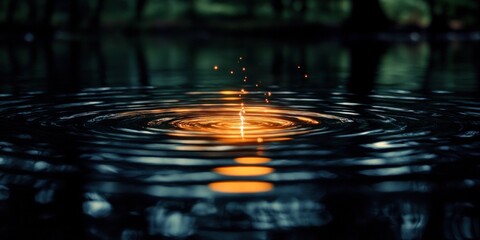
[209,181,273,193]
[141,97,350,145]
[220,97,241,101]
[213,166,274,176]
[153,105,327,144]
[219,90,240,95]
[234,157,271,164]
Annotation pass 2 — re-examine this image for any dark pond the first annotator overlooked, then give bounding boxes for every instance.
[0,35,479,239]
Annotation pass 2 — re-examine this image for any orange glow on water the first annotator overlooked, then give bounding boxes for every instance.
[154,105,324,144]
[142,91,346,145]
[209,181,273,193]
[234,157,271,164]
[213,166,274,176]
[220,97,241,101]
[220,90,240,95]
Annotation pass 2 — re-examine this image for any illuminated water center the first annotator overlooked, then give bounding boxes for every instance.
[144,91,348,144]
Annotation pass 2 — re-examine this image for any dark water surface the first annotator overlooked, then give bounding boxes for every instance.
[0,36,479,239]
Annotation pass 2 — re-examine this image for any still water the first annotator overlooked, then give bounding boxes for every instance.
[0,36,479,239]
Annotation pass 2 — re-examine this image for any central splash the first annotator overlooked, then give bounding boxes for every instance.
[146,103,331,144]
[143,57,348,144]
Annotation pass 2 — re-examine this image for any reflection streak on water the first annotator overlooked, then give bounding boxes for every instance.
[213,166,274,177]
[208,181,273,194]
[234,157,272,164]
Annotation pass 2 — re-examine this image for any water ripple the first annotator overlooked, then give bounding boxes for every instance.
[0,88,478,188]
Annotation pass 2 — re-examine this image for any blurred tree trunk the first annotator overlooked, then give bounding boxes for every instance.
[271,0,284,20]
[42,0,55,29]
[69,0,80,31]
[344,0,393,32]
[26,0,36,23]
[90,0,104,30]
[6,0,18,24]
[186,0,197,20]
[427,0,449,33]
[246,0,255,19]
[347,41,387,95]
[135,0,147,22]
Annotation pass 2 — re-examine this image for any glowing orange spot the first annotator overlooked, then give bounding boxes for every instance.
[268,92,272,96]
[235,157,271,164]
[243,79,247,82]
[297,65,301,69]
[209,181,273,194]
[255,84,258,87]
[220,97,241,101]
[242,67,246,71]
[213,166,273,176]
[213,65,219,70]
[304,74,308,78]
[220,90,238,95]
[265,99,269,103]
[230,70,234,75]
[257,137,264,143]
